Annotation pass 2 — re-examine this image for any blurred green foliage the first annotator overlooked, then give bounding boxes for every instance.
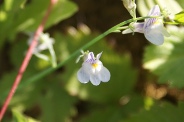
[137,0,183,16]
[143,26,184,88]
[123,102,184,122]
[0,0,184,122]
[0,0,77,47]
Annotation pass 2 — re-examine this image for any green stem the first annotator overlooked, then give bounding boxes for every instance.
[2,16,149,98]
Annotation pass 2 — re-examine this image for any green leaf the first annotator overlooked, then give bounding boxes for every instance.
[0,70,42,107]
[0,0,25,44]
[11,0,78,34]
[20,0,78,31]
[39,81,77,122]
[12,108,40,122]
[176,0,184,8]
[79,106,122,122]
[45,0,78,30]
[174,11,184,25]
[123,102,184,122]
[0,71,77,121]
[0,72,17,103]
[78,94,144,122]
[3,0,26,11]
[0,0,78,47]
[143,25,184,88]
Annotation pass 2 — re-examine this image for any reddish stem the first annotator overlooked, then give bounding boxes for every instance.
[0,0,57,121]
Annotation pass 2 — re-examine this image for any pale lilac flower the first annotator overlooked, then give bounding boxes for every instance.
[77,52,110,86]
[123,5,170,45]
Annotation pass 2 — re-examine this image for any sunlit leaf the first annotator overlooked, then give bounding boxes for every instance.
[0,0,78,47]
[174,11,184,25]
[137,0,182,16]
[143,25,184,88]
[3,0,25,11]
[0,0,25,44]
[12,108,40,122]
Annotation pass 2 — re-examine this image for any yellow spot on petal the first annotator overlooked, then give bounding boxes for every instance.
[92,63,98,68]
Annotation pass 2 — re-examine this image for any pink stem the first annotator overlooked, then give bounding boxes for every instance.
[0,0,57,121]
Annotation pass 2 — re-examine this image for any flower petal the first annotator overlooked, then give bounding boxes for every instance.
[90,74,101,86]
[85,52,95,63]
[147,5,160,16]
[98,66,110,82]
[122,22,144,34]
[77,68,90,83]
[144,5,161,28]
[152,23,170,37]
[96,52,102,60]
[144,31,164,45]
[82,62,93,74]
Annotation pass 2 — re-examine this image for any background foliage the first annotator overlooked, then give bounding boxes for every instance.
[0,0,184,122]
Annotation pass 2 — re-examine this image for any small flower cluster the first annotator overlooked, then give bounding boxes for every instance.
[76,3,172,86]
[77,51,110,86]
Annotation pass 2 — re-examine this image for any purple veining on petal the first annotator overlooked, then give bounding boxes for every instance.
[85,52,95,64]
[147,5,160,16]
[144,5,161,29]
[144,18,156,29]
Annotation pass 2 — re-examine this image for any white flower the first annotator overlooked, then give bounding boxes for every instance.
[77,52,110,86]
[123,5,170,45]
[28,32,57,67]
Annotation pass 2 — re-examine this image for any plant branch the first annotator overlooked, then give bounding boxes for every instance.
[0,0,57,121]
